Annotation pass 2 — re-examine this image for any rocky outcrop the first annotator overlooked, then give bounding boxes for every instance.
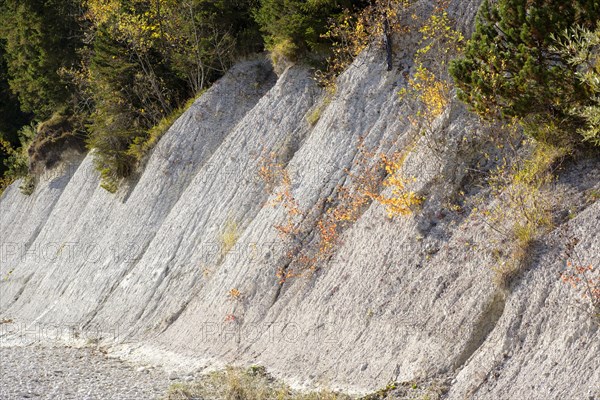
[1,1,598,398]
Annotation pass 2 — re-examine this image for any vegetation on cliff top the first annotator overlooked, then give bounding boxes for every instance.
[0,0,365,193]
[1,0,599,195]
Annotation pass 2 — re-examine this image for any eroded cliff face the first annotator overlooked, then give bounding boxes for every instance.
[1,1,598,398]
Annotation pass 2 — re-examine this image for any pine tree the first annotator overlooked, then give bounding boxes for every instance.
[87,30,142,191]
[0,0,83,120]
[450,0,600,144]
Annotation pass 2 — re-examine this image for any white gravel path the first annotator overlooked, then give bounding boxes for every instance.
[0,346,179,399]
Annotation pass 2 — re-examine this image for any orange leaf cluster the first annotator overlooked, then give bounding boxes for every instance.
[258,141,422,283]
[561,261,600,314]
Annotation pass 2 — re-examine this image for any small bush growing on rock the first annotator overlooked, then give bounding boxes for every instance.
[400,4,463,125]
[561,262,600,321]
[18,175,36,196]
[397,2,464,160]
[305,95,332,126]
[561,235,600,323]
[220,218,241,256]
[484,139,566,287]
[228,288,242,302]
[365,152,423,217]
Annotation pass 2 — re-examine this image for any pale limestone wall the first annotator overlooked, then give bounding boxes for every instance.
[1,1,599,398]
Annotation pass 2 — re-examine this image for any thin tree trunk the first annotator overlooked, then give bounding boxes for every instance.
[383,16,393,71]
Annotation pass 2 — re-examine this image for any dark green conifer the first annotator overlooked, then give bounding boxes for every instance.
[450,0,600,144]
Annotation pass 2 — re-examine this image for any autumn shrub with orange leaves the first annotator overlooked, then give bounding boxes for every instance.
[367,153,423,217]
[560,235,600,322]
[400,2,463,130]
[228,288,242,301]
[561,262,600,320]
[258,152,302,240]
[258,141,422,283]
